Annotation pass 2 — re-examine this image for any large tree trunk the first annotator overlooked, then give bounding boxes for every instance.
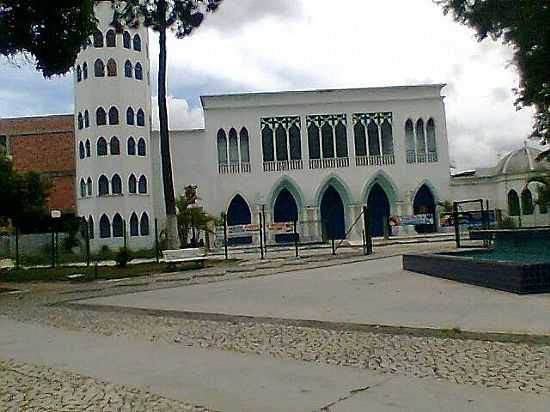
[157,7,180,249]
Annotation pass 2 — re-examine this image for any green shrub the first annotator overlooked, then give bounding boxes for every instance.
[115,247,133,268]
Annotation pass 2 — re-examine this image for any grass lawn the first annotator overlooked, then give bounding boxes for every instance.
[0,259,238,283]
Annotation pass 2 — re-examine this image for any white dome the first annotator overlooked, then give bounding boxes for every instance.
[495,146,550,176]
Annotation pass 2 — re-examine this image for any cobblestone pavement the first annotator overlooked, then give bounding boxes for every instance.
[1,242,549,410]
[0,358,215,412]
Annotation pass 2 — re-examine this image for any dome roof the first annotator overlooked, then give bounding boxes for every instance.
[494,146,550,176]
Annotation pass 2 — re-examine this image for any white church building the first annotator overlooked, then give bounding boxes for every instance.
[74,2,547,252]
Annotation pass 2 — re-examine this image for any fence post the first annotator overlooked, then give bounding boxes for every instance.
[123,219,127,249]
[223,213,228,260]
[15,226,20,268]
[259,212,264,260]
[383,216,390,240]
[51,225,55,268]
[453,202,460,248]
[154,218,160,264]
[363,206,373,255]
[331,237,336,256]
[293,220,299,258]
[85,217,90,267]
[262,205,267,256]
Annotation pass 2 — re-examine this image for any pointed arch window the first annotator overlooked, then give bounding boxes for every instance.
[135,62,143,80]
[136,109,145,126]
[107,58,117,77]
[78,113,83,130]
[138,175,147,194]
[217,129,228,165]
[123,31,131,49]
[111,174,122,195]
[85,139,91,157]
[98,175,109,196]
[126,107,135,125]
[76,65,82,82]
[88,216,94,239]
[127,137,136,155]
[79,142,85,159]
[106,30,116,47]
[353,120,367,157]
[415,119,426,155]
[96,107,107,126]
[80,178,86,198]
[521,188,534,215]
[82,62,88,79]
[335,120,348,158]
[381,119,393,155]
[125,60,133,78]
[133,34,142,51]
[321,122,334,158]
[289,124,301,160]
[405,119,415,162]
[129,175,137,194]
[130,213,139,236]
[84,110,89,128]
[110,136,120,155]
[240,128,250,163]
[94,59,105,77]
[93,31,103,48]
[228,128,239,164]
[108,107,119,125]
[275,124,288,161]
[308,122,321,160]
[508,190,520,216]
[262,125,274,162]
[97,137,108,156]
[99,214,110,238]
[112,214,124,237]
[426,118,437,155]
[137,138,146,156]
[140,213,150,236]
[367,120,380,156]
[87,177,92,196]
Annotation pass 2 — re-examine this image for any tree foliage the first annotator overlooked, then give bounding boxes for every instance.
[176,189,219,248]
[0,0,97,77]
[0,153,52,229]
[437,0,550,154]
[112,0,223,249]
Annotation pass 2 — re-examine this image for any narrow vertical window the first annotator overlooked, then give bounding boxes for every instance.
[335,120,348,158]
[87,177,92,196]
[130,213,139,236]
[112,214,124,238]
[416,119,426,155]
[262,125,274,162]
[85,139,91,157]
[128,137,136,155]
[108,107,119,125]
[521,189,534,215]
[228,128,239,164]
[106,30,116,47]
[138,175,147,194]
[133,34,142,51]
[138,138,146,156]
[217,129,228,165]
[239,128,250,163]
[98,175,109,196]
[136,109,145,126]
[367,121,380,156]
[123,31,131,49]
[426,118,437,154]
[129,175,137,194]
[79,142,85,159]
[84,110,89,128]
[354,121,367,157]
[80,179,86,198]
[97,137,108,156]
[94,59,105,77]
[125,60,133,78]
[308,123,321,160]
[381,119,394,155]
[107,58,117,77]
[111,174,122,194]
[126,107,135,125]
[289,124,302,160]
[140,213,150,236]
[321,122,334,158]
[77,65,82,82]
[110,136,120,155]
[82,62,88,79]
[93,31,103,48]
[78,113,83,130]
[99,214,110,238]
[135,63,143,80]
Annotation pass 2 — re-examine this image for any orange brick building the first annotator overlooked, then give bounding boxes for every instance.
[0,115,76,214]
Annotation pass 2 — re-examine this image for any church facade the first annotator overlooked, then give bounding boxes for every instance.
[74,1,451,251]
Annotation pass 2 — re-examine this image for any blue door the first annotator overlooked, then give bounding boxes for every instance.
[273,188,299,243]
[227,195,253,245]
[320,186,346,240]
[367,184,390,237]
[413,185,436,233]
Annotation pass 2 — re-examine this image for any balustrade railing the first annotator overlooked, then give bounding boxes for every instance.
[263,159,303,172]
[218,162,251,175]
[355,154,395,167]
[309,157,350,169]
[406,151,438,164]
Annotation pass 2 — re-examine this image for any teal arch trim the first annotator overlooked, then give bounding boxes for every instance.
[410,180,440,204]
[314,174,354,207]
[266,175,305,212]
[362,170,399,206]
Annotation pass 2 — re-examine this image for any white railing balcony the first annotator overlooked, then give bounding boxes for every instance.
[406,151,438,164]
[309,157,350,169]
[263,159,303,172]
[355,154,395,167]
[218,162,251,175]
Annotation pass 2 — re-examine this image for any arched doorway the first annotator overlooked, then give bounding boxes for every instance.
[320,186,346,240]
[273,188,299,243]
[227,194,252,245]
[413,185,436,233]
[366,183,390,237]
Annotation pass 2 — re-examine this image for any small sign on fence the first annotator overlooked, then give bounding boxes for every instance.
[389,214,434,226]
[217,224,259,239]
[267,222,294,233]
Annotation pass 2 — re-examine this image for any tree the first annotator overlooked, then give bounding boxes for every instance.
[0,153,52,229]
[529,174,550,212]
[0,0,97,77]
[112,0,223,249]
[176,186,219,247]
[437,0,550,158]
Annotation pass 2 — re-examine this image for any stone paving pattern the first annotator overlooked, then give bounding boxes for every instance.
[0,358,215,411]
[1,243,549,410]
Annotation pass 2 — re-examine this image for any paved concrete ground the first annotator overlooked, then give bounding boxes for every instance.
[79,256,550,335]
[1,318,548,412]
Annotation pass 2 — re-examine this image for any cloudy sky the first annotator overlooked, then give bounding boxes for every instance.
[0,0,539,170]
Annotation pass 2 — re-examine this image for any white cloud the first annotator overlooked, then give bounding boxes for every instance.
[151,96,204,130]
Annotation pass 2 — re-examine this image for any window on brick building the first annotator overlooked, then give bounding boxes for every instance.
[94,59,105,77]
[96,108,107,126]
[136,109,145,126]
[138,138,146,156]
[110,136,120,155]
[106,30,116,47]
[128,137,136,155]
[97,137,107,156]
[108,107,119,125]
